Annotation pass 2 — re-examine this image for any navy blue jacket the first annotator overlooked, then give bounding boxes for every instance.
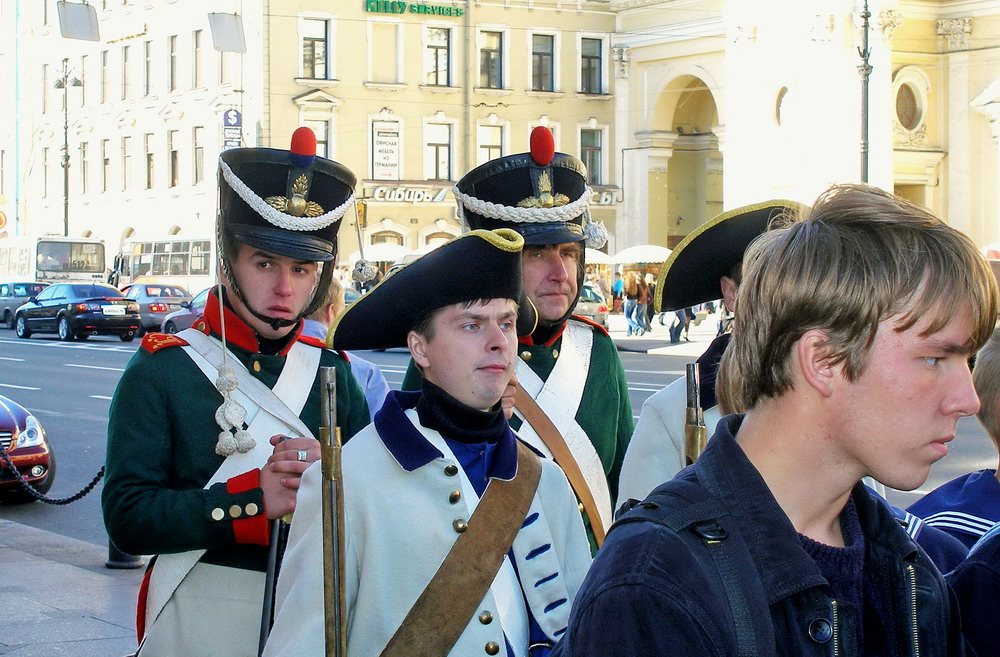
[554,414,967,657]
[948,523,1000,657]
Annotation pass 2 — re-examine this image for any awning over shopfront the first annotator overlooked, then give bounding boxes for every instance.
[612,244,671,265]
[346,243,413,263]
[585,248,613,265]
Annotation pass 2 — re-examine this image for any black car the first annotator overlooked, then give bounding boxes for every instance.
[122,283,192,335]
[14,283,141,342]
[0,394,55,504]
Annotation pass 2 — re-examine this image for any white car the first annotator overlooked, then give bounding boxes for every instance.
[572,283,609,328]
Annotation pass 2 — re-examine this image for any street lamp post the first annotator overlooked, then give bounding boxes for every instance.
[53,58,82,237]
[857,0,873,183]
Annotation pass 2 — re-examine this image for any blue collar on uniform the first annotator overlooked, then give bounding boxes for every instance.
[374,389,518,480]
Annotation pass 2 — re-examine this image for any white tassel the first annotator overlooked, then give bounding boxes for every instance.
[215,431,238,456]
[584,215,609,250]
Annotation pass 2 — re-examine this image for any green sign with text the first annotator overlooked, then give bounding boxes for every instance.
[365,1,464,17]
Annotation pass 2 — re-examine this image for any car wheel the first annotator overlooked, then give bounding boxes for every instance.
[14,314,30,339]
[120,332,136,343]
[135,324,146,338]
[57,316,75,342]
[3,311,12,330]
[164,320,177,334]
[0,450,56,504]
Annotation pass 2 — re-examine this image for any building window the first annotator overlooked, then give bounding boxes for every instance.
[896,83,921,130]
[42,147,49,198]
[79,55,87,106]
[372,231,403,245]
[121,136,131,191]
[479,31,503,89]
[42,64,49,114]
[121,45,131,100]
[425,27,450,86]
[168,36,177,91]
[532,34,554,92]
[302,18,328,79]
[305,120,330,158]
[192,127,204,184]
[168,130,179,188]
[370,21,401,83]
[100,51,108,103]
[144,133,154,189]
[218,50,229,85]
[192,30,202,88]
[79,142,89,194]
[143,41,152,96]
[580,129,602,185]
[581,38,602,94]
[425,123,451,180]
[101,139,110,192]
[478,125,503,165]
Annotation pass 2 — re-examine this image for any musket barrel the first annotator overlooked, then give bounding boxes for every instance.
[320,367,347,657]
[683,363,708,465]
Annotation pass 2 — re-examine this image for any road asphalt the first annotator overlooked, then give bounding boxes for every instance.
[0,308,721,656]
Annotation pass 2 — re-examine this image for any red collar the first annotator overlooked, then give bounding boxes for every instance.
[518,321,567,348]
[197,289,303,356]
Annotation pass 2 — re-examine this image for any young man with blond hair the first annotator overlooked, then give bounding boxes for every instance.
[555,184,996,656]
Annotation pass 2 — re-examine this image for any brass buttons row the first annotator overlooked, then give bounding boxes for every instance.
[210,502,259,521]
[519,349,558,361]
[453,519,468,533]
[485,641,500,655]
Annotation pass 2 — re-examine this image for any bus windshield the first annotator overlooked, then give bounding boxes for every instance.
[37,241,105,273]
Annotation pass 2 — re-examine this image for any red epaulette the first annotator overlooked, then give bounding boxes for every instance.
[570,314,610,338]
[297,334,327,349]
[140,332,189,353]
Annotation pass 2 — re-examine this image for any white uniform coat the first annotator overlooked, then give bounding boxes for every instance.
[264,392,592,657]
[616,376,722,507]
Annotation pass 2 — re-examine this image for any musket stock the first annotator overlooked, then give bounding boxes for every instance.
[684,363,708,465]
[320,367,347,657]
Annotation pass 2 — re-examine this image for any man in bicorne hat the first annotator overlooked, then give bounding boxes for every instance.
[103,127,370,657]
[265,229,591,657]
[404,127,632,550]
[617,201,800,505]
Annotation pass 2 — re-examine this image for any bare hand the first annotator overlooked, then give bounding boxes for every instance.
[501,374,518,420]
[260,434,320,518]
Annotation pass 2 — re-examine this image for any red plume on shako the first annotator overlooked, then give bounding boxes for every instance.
[530,126,555,166]
[289,126,317,169]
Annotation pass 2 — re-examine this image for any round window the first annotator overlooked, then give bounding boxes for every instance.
[895,84,921,131]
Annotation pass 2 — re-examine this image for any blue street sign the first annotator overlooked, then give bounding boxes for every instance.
[223,109,242,127]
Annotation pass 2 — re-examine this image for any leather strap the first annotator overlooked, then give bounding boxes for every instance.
[379,442,542,657]
[514,386,606,547]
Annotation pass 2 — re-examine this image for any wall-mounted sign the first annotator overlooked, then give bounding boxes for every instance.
[371,121,400,181]
[591,190,620,206]
[368,185,449,203]
[365,1,464,17]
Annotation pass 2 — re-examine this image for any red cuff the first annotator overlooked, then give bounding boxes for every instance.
[226,469,270,546]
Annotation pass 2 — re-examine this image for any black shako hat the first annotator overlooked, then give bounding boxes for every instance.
[218,127,356,263]
[655,200,805,313]
[330,229,536,351]
[453,127,607,248]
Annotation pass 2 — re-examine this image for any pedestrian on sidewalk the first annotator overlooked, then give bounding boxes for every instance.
[622,271,643,336]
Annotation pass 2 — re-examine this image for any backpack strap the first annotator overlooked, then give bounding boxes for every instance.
[614,482,774,657]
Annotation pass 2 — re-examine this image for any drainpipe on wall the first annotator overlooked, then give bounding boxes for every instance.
[463,2,474,178]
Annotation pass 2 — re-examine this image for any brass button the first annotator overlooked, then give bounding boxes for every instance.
[519,350,532,361]
[245,502,259,516]
[478,610,493,625]
[578,502,585,513]
[552,349,559,359]
[229,504,243,519]
[252,360,261,372]
[485,641,500,655]
[449,490,461,504]
[444,464,458,476]
[211,508,225,521]
[453,519,468,533]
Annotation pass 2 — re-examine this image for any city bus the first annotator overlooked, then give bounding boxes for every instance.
[110,235,215,294]
[0,236,107,284]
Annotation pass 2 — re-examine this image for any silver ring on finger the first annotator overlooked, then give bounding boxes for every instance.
[296,449,308,462]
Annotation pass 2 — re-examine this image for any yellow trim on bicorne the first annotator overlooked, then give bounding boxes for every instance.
[469,228,524,252]
[654,199,804,312]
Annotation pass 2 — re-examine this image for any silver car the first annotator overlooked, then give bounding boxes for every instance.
[572,282,609,328]
[0,282,48,330]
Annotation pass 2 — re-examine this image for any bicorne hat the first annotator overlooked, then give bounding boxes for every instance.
[453,127,607,249]
[330,229,536,351]
[655,200,804,313]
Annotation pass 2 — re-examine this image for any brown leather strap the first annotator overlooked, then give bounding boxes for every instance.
[379,442,542,657]
[513,386,606,547]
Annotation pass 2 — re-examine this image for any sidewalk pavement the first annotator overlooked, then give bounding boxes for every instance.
[0,309,720,656]
[0,518,143,657]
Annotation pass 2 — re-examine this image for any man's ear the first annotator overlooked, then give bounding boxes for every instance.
[796,329,838,398]
[720,276,739,313]
[408,330,431,369]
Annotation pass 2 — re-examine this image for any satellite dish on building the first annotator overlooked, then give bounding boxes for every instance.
[208,13,247,53]
[57,1,100,42]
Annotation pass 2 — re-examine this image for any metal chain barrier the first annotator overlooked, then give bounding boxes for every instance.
[0,447,103,505]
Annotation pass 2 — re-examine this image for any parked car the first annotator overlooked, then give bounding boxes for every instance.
[0,282,48,330]
[122,283,192,336]
[161,287,210,334]
[14,283,140,342]
[573,282,610,328]
[0,394,55,504]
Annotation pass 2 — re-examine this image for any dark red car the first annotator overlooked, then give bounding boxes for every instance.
[0,394,55,504]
